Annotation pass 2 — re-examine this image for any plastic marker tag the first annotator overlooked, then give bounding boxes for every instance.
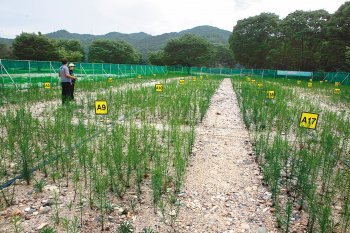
[258,83,263,88]
[44,82,51,89]
[138,75,142,79]
[308,82,312,88]
[335,82,340,87]
[297,81,301,85]
[266,91,275,99]
[334,89,341,95]
[155,84,163,92]
[179,79,185,85]
[299,112,319,129]
[192,77,197,82]
[95,100,108,115]
[108,77,113,83]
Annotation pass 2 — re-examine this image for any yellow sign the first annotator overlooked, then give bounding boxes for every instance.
[335,82,340,87]
[108,77,113,83]
[251,80,256,83]
[308,82,313,88]
[138,75,142,79]
[297,81,301,85]
[179,79,185,85]
[44,82,51,89]
[299,112,319,129]
[334,88,341,94]
[192,77,197,82]
[155,84,163,92]
[266,91,275,99]
[200,75,203,80]
[258,83,263,88]
[95,100,108,115]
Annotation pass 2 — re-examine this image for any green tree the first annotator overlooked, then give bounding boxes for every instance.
[148,50,165,66]
[56,39,85,62]
[211,44,235,67]
[88,39,140,64]
[229,13,280,68]
[324,2,350,71]
[163,34,213,68]
[12,32,59,61]
[0,43,13,59]
[279,10,330,70]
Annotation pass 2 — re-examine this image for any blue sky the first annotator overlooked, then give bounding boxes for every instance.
[0,0,348,38]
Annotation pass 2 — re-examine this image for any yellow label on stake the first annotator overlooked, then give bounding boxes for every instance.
[179,79,185,85]
[44,82,51,89]
[108,77,113,83]
[308,82,313,88]
[334,88,341,95]
[200,75,203,80]
[95,100,108,115]
[266,91,275,99]
[297,81,301,85]
[251,80,256,83]
[155,84,163,92]
[335,82,340,87]
[258,83,263,88]
[192,77,197,82]
[138,75,142,79]
[299,112,319,129]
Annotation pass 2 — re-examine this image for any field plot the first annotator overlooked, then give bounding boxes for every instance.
[233,77,350,233]
[0,75,221,232]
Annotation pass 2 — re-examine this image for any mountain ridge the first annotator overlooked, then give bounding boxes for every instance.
[0,25,232,56]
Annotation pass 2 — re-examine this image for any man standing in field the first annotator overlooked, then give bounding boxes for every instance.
[59,58,76,104]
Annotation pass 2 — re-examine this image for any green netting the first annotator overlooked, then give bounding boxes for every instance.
[1,59,349,89]
[0,59,169,89]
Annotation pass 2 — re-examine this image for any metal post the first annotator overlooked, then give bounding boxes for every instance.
[92,63,95,80]
[28,60,32,86]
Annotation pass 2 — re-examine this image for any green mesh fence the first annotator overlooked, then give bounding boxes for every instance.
[0,59,168,89]
[1,59,349,89]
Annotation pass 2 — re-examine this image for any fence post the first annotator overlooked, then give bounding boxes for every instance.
[28,60,32,87]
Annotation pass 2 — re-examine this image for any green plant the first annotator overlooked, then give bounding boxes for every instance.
[117,221,133,233]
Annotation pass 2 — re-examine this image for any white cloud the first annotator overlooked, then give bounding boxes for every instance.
[0,0,347,38]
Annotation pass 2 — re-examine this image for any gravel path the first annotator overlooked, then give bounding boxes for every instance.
[175,78,277,232]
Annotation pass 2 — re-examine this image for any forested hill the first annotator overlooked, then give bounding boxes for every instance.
[45,25,231,54]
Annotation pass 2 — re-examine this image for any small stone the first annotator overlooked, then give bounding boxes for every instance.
[257,227,267,233]
[25,215,31,220]
[33,211,39,216]
[241,222,250,230]
[107,216,115,222]
[210,206,218,212]
[11,209,23,217]
[37,222,48,230]
[41,199,53,207]
[39,206,51,214]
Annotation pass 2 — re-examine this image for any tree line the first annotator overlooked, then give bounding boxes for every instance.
[229,1,350,71]
[0,32,234,68]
